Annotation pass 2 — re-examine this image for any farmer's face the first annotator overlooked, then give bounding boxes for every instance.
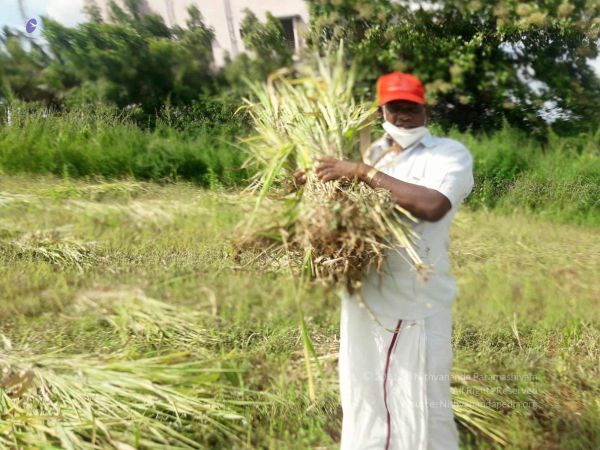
[383,100,426,129]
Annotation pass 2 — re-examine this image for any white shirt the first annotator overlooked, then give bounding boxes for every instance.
[356,130,474,320]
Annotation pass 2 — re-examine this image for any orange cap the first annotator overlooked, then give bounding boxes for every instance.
[377,72,426,106]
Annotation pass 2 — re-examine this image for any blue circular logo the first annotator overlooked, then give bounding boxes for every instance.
[26,18,38,33]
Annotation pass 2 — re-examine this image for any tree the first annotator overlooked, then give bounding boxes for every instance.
[223,10,293,87]
[0,27,59,105]
[42,0,216,113]
[306,0,600,136]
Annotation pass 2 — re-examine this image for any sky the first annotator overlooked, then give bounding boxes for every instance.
[1,0,600,76]
[1,0,87,31]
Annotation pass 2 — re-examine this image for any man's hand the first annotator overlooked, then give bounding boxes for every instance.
[316,157,364,183]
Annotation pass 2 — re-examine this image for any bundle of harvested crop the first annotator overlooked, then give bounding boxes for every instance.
[234,46,426,292]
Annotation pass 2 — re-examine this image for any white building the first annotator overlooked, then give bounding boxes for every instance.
[91,0,310,67]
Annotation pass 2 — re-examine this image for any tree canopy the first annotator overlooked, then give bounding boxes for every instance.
[1,0,598,136]
[1,0,216,113]
[306,0,600,135]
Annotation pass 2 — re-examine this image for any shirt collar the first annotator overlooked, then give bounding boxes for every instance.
[419,130,435,148]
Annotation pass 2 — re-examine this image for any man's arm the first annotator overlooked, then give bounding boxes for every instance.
[357,163,451,222]
[315,157,451,222]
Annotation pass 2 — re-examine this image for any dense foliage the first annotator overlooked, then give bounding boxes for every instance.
[2,1,216,113]
[0,106,598,225]
[0,104,249,187]
[223,10,294,89]
[306,0,600,136]
[2,0,598,136]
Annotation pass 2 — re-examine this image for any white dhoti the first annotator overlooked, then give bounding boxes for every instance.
[339,293,459,450]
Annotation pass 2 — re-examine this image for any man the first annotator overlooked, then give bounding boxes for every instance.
[299,72,473,449]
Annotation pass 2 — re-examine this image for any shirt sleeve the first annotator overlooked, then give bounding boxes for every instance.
[421,141,474,208]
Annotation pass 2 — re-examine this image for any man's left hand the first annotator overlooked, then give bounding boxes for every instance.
[316,157,363,183]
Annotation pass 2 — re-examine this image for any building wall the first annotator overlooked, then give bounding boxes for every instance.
[92,0,310,67]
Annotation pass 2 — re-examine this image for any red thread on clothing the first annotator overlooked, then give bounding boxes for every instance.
[384,320,403,450]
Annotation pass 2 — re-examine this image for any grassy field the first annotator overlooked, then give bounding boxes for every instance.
[1,175,599,449]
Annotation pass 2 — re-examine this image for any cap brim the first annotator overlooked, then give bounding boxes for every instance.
[379,92,426,106]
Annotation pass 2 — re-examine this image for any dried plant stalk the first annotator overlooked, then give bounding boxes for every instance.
[234,45,427,292]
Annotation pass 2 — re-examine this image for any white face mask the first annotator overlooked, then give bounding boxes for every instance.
[382,109,428,150]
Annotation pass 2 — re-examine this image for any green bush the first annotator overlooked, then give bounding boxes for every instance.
[0,104,249,187]
[452,125,537,208]
[452,125,600,225]
[497,131,600,225]
[0,104,598,225]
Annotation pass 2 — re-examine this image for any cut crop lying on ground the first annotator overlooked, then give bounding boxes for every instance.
[0,347,252,449]
[0,176,598,449]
